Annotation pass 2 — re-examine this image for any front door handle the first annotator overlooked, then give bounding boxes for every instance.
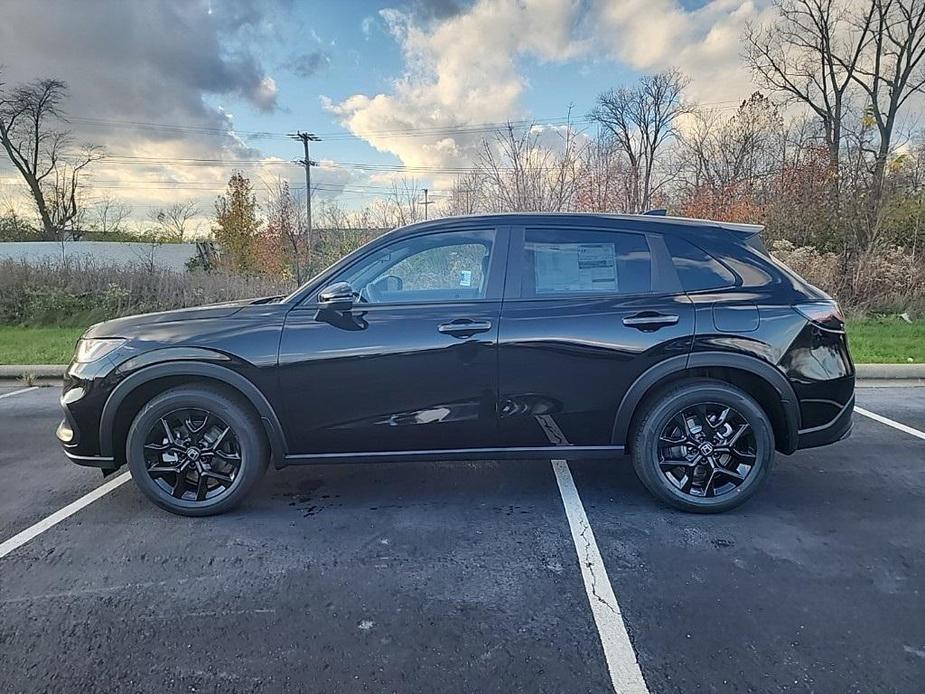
[438,319,493,338]
[622,312,680,329]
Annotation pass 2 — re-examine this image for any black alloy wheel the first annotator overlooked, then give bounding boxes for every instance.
[656,403,757,499]
[142,408,243,502]
[126,385,268,516]
[631,380,774,513]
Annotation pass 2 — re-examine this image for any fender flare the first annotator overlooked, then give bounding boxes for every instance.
[611,351,800,453]
[99,359,288,462]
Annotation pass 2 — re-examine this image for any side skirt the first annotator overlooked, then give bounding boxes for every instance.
[280,445,625,467]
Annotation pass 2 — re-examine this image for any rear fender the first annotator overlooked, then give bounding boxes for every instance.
[611,351,801,454]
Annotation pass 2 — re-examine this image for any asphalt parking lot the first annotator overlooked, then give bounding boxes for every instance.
[0,385,923,693]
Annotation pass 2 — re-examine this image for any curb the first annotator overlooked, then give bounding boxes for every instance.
[0,365,66,380]
[2,363,925,383]
[854,363,925,379]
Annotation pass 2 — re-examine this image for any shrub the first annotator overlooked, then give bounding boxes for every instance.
[0,258,291,327]
[770,240,925,314]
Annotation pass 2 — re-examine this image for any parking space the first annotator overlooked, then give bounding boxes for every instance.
[1,386,923,693]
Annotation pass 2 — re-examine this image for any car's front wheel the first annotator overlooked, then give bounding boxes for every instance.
[126,385,268,516]
[631,380,774,513]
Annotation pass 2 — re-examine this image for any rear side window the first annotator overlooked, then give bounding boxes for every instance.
[523,228,651,296]
[664,236,735,291]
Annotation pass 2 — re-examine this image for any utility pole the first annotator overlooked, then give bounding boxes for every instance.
[418,187,434,220]
[288,131,321,264]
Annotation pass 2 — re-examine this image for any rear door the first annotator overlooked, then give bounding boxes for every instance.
[497,224,694,448]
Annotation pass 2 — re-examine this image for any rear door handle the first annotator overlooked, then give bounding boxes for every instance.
[438,319,493,337]
[622,312,680,329]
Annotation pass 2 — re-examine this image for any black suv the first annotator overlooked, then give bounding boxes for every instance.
[58,213,854,516]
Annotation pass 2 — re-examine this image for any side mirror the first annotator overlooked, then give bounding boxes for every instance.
[318,281,355,311]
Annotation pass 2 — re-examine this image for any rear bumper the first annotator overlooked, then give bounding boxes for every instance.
[796,394,854,450]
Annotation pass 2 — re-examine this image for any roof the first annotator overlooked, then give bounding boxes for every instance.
[401,212,764,236]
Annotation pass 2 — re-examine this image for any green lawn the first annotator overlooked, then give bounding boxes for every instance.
[0,318,922,365]
[0,326,84,365]
[845,317,925,364]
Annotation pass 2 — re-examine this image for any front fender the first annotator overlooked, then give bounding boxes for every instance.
[98,355,287,464]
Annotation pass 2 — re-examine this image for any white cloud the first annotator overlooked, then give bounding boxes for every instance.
[329,0,771,178]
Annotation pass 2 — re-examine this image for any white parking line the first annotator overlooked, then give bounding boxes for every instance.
[854,406,925,441]
[0,472,132,559]
[551,459,649,694]
[0,386,38,401]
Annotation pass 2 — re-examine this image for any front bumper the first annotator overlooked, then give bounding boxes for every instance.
[57,358,121,467]
[61,444,116,467]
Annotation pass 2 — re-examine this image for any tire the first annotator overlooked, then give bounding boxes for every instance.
[126,384,269,516]
[630,379,775,513]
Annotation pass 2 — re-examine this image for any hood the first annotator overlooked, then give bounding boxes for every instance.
[83,296,280,339]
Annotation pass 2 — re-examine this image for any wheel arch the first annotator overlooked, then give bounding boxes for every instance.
[99,360,288,466]
[612,352,800,455]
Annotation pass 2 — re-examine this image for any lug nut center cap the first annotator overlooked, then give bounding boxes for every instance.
[698,442,714,456]
[186,447,202,461]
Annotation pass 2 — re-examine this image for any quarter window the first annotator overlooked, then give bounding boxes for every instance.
[334,230,494,304]
[664,235,736,291]
[522,228,651,296]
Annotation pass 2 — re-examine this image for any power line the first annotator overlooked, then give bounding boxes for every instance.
[64,113,599,141]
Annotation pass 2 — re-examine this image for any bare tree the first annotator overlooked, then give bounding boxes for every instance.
[743,0,875,179]
[590,69,689,213]
[369,178,423,227]
[473,121,584,212]
[0,73,102,240]
[148,201,199,242]
[92,195,132,236]
[851,0,925,211]
[679,93,785,197]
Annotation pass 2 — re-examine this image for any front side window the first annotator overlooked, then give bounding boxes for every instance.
[334,229,494,304]
[522,228,651,296]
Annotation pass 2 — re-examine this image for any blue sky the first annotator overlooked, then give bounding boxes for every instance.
[0,0,759,219]
[223,1,640,174]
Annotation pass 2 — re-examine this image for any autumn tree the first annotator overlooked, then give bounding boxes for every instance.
[678,93,785,221]
[213,172,261,274]
[261,179,306,284]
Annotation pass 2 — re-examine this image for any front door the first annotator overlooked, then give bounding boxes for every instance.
[498,225,694,448]
[278,227,507,455]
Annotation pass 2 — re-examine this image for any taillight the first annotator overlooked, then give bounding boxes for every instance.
[794,301,845,331]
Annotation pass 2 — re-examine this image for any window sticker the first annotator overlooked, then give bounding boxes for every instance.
[459,270,472,287]
[532,242,618,292]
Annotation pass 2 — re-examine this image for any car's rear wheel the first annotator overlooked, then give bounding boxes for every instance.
[126,385,268,516]
[631,379,774,513]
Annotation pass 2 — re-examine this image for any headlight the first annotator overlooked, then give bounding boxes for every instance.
[74,338,126,363]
